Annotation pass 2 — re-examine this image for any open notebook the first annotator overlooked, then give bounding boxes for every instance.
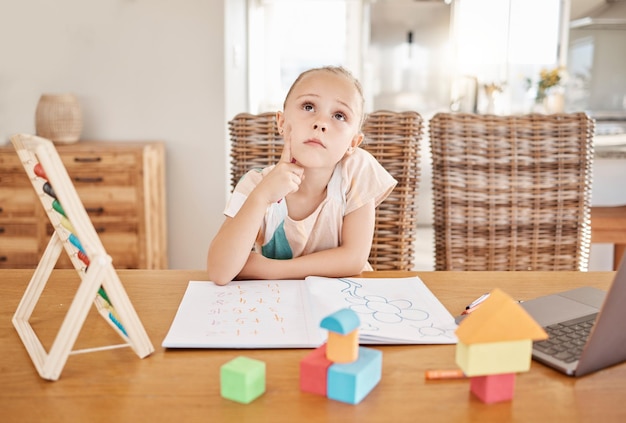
[162,276,457,348]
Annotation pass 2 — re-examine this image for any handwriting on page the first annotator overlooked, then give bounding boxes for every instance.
[179,280,323,348]
[206,283,286,337]
[162,280,321,348]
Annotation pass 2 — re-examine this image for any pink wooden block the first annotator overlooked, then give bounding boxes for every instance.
[470,373,516,404]
[300,344,332,396]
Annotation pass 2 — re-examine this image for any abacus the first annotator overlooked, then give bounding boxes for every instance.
[10,133,154,381]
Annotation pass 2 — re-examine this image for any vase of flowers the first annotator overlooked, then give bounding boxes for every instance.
[482,82,504,114]
[527,67,565,113]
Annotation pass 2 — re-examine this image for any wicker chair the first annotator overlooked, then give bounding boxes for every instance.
[229,110,423,271]
[429,112,594,271]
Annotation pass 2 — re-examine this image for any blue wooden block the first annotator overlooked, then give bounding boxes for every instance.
[327,346,382,404]
[320,308,360,335]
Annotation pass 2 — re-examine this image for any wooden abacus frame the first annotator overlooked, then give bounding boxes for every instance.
[10,134,154,381]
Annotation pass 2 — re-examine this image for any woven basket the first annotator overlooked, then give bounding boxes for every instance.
[35,94,83,144]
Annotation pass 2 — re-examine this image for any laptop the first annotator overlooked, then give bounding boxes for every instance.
[521,253,626,377]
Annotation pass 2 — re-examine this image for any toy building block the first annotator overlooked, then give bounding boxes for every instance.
[456,339,534,376]
[455,288,547,377]
[327,331,359,364]
[300,344,333,396]
[470,373,516,404]
[220,356,266,404]
[320,308,360,363]
[327,346,382,405]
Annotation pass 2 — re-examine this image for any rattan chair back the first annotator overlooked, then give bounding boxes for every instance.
[229,110,423,271]
[429,112,594,271]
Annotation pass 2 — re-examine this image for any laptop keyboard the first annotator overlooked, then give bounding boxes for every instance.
[533,314,598,363]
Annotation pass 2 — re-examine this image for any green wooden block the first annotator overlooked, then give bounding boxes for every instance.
[220,356,266,404]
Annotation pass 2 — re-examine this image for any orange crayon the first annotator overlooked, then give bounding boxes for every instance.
[424,369,467,380]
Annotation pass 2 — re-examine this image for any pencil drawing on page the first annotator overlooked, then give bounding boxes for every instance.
[335,278,455,340]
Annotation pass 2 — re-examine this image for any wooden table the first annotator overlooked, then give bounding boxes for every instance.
[1,269,625,422]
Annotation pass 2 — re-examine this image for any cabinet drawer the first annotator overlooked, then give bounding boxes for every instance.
[46,221,138,237]
[61,151,140,172]
[68,171,135,186]
[89,220,138,235]
[0,151,24,171]
[0,172,31,187]
[75,186,139,216]
[54,236,139,270]
[0,251,40,268]
[46,222,139,269]
[0,224,39,268]
[100,232,139,269]
[0,188,38,218]
[0,223,38,238]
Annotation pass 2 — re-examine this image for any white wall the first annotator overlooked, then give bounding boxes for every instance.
[0,0,230,269]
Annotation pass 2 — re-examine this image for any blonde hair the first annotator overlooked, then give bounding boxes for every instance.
[283,66,365,128]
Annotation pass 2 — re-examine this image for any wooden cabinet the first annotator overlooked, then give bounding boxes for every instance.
[0,141,167,269]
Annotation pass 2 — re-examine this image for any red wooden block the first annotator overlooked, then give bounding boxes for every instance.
[470,373,516,404]
[300,344,332,396]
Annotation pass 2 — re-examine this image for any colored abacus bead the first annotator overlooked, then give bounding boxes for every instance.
[43,182,57,199]
[34,163,47,180]
[52,200,66,217]
[77,250,90,266]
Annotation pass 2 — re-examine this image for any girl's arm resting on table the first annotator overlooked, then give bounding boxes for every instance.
[206,193,268,285]
[208,160,304,284]
[237,200,376,280]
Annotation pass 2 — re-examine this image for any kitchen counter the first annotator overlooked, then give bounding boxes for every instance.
[595,143,626,159]
[593,120,626,159]
[592,135,626,206]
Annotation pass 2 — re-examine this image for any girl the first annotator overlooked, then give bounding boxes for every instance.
[207,66,396,285]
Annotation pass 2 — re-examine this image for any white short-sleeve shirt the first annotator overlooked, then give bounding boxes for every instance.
[224,148,397,269]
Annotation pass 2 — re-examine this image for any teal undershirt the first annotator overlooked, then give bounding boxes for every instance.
[261,221,293,260]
